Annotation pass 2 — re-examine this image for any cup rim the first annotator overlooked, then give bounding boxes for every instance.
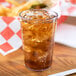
[19,9,58,21]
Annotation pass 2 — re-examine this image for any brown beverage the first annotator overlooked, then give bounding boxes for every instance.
[19,9,58,71]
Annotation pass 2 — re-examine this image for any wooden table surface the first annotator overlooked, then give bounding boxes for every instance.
[0,43,76,76]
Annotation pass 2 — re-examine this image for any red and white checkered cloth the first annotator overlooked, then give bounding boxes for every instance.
[0,17,22,55]
[0,1,12,8]
[59,0,76,16]
[0,0,76,55]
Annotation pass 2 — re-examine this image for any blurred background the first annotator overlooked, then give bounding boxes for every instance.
[0,0,76,55]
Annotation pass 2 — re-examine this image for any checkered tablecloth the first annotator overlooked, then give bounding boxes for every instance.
[0,17,22,55]
[59,0,76,16]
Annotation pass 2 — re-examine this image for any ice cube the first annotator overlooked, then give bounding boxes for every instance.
[23,45,32,52]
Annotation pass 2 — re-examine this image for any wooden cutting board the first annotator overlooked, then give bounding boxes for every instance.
[0,43,76,76]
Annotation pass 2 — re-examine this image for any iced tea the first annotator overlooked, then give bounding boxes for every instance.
[20,9,57,71]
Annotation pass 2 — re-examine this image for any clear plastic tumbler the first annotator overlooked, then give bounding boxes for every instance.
[19,9,58,71]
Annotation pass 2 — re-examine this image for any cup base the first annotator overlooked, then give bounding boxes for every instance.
[24,64,51,72]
